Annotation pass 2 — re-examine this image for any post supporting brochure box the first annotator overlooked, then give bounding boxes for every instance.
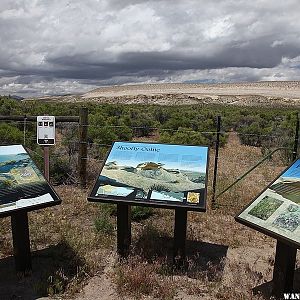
[88,141,209,211]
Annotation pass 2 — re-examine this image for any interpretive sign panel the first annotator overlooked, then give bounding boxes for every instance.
[236,158,300,248]
[88,142,209,211]
[0,145,61,216]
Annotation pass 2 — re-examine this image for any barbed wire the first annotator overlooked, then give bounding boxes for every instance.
[0,118,296,140]
[0,119,293,135]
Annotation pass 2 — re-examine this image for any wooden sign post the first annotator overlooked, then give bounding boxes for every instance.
[44,146,50,181]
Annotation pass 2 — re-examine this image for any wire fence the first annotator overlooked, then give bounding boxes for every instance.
[0,121,296,161]
[0,113,298,211]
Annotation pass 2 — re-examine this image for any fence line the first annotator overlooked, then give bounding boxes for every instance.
[0,119,292,138]
[0,112,298,209]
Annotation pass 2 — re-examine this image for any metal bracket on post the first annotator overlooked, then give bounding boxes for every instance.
[117,203,131,257]
[272,240,297,297]
[173,208,187,268]
[11,211,32,275]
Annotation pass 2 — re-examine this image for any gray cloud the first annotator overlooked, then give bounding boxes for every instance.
[0,0,300,96]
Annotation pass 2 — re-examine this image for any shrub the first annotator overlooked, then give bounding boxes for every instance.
[50,157,73,184]
[0,123,23,144]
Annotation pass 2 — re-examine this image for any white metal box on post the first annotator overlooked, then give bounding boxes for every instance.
[37,116,56,145]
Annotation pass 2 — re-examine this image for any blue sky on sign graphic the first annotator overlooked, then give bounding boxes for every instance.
[282,159,300,179]
[106,142,208,172]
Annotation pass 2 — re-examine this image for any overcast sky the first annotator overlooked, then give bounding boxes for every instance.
[1,0,300,97]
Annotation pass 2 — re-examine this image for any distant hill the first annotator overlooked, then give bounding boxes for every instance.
[10,95,24,100]
[25,81,300,107]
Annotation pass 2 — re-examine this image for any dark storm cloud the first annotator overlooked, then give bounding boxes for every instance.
[42,37,300,80]
[0,0,300,96]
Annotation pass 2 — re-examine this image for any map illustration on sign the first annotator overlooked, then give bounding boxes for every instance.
[89,142,209,211]
[236,158,300,247]
[0,145,60,215]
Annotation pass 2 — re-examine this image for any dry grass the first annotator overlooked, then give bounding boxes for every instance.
[0,185,115,298]
[0,132,298,299]
[212,132,286,214]
[113,255,176,300]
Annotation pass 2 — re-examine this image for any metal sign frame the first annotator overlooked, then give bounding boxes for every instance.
[235,158,300,249]
[0,144,61,218]
[88,141,209,212]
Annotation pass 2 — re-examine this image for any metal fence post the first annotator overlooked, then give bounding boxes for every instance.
[293,112,299,161]
[78,107,88,188]
[212,115,221,209]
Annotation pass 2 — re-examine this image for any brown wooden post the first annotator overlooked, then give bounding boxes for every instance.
[43,146,50,180]
[212,115,221,209]
[78,107,88,188]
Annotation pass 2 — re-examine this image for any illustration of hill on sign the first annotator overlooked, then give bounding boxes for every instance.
[236,158,300,247]
[0,145,60,215]
[89,142,209,210]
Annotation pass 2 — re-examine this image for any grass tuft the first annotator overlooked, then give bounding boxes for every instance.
[113,255,176,300]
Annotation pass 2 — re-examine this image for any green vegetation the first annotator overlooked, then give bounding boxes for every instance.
[0,123,23,144]
[0,95,298,180]
[0,96,298,147]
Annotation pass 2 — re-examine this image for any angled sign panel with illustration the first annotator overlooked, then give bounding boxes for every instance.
[0,145,61,216]
[236,158,300,247]
[88,142,209,211]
